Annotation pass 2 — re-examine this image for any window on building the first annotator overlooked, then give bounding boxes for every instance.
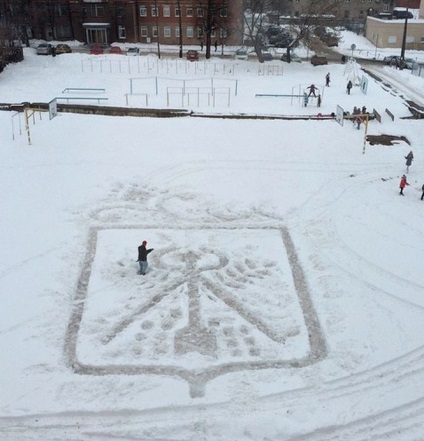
[152,6,158,17]
[139,5,147,16]
[163,5,170,17]
[211,29,216,38]
[164,26,171,37]
[197,27,203,38]
[406,35,414,43]
[152,26,158,37]
[197,8,204,17]
[344,10,349,18]
[187,26,194,38]
[388,35,397,43]
[220,28,228,38]
[383,4,389,10]
[220,7,227,17]
[56,24,72,38]
[55,4,69,16]
[175,26,180,37]
[186,8,193,17]
[175,6,181,17]
[116,7,124,18]
[345,0,351,3]
[90,5,104,17]
[421,36,424,43]
[118,26,126,39]
[141,26,148,37]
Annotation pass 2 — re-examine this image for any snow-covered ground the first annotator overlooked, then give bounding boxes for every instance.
[0,31,424,440]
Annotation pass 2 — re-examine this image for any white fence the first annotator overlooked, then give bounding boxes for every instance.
[81,55,282,77]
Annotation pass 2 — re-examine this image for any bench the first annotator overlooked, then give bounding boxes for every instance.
[385,108,395,121]
[62,88,106,94]
[56,96,109,104]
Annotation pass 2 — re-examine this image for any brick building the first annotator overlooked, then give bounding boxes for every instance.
[18,0,243,47]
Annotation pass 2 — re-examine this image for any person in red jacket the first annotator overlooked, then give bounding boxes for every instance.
[399,175,409,195]
[137,240,154,275]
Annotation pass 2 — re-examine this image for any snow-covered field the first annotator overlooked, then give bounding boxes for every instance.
[0,32,424,440]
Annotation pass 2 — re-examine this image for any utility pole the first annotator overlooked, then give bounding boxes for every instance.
[400,0,410,65]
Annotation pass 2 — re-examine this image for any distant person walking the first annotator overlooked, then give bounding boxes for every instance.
[399,175,409,196]
[137,240,154,275]
[405,151,414,173]
[325,73,330,87]
[307,84,317,97]
[421,184,424,201]
[346,80,353,95]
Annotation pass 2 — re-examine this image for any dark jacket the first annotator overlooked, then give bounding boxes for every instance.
[405,153,414,166]
[137,245,153,262]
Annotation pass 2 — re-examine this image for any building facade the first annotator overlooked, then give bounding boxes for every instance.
[18,0,243,47]
[366,16,424,49]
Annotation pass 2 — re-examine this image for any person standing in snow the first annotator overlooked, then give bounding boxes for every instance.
[346,80,353,95]
[421,184,424,201]
[137,240,154,275]
[405,151,414,173]
[325,73,330,87]
[399,175,409,196]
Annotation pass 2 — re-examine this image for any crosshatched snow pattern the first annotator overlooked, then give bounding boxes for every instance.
[77,228,310,367]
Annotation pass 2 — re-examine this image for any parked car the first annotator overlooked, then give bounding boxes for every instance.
[109,46,123,55]
[235,49,248,60]
[383,55,399,64]
[392,9,413,19]
[89,44,104,55]
[281,53,302,63]
[321,35,338,47]
[126,47,140,56]
[36,43,53,55]
[273,34,294,48]
[55,44,72,55]
[262,50,273,61]
[186,50,199,61]
[311,54,328,66]
[383,55,416,69]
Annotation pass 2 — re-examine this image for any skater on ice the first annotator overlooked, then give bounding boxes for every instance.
[346,80,353,95]
[137,240,154,275]
[325,73,330,87]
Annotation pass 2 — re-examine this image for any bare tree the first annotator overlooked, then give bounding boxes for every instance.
[196,0,230,59]
[242,0,342,62]
[286,0,342,61]
[243,0,272,62]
